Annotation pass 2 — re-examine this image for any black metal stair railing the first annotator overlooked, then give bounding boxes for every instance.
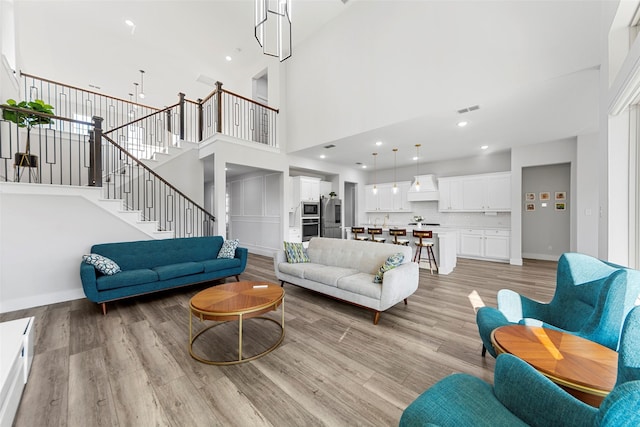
[98,127,215,238]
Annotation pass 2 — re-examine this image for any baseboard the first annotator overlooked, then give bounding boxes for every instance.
[521,253,560,261]
[510,257,523,266]
[0,288,85,314]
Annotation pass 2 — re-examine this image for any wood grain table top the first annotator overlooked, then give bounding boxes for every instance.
[491,325,618,395]
[190,281,284,319]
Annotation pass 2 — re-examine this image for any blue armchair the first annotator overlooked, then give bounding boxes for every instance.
[476,252,640,357]
[399,306,640,427]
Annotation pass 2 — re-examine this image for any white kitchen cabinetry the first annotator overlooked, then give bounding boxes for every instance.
[1,317,34,427]
[292,176,320,204]
[439,172,511,212]
[458,229,510,261]
[288,227,302,243]
[438,178,463,211]
[365,182,411,212]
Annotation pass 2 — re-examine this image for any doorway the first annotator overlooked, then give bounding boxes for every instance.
[344,182,357,236]
[522,163,570,260]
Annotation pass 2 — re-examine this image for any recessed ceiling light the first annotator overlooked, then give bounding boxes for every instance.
[362,165,367,169]
[457,121,468,127]
[125,19,135,27]
[375,141,383,146]
[412,156,418,161]
[481,145,489,150]
[320,154,326,159]
[225,56,232,61]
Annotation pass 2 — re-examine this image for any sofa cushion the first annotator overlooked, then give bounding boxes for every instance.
[337,273,382,299]
[278,262,321,278]
[83,253,121,276]
[217,239,239,259]
[304,265,359,287]
[96,269,158,291]
[283,241,310,263]
[202,258,242,273]
[152,262,204,281]
[374,253,405,284]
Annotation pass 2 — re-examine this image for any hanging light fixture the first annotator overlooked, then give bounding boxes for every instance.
[133,82,139,109]
[415,144,421,191]
[128,93,135,117]
[138,70,145,99]
[255,0,292,62]
[392,148,398,194]
[372,152,378,195]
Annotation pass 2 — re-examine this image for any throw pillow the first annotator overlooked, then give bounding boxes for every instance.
[374,253,404,284]
[82,253,121,276]
[217,239,239,259]
[283,241,310,263]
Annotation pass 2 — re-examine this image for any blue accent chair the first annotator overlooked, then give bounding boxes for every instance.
[476,252,640,357]
[399,306,640,427]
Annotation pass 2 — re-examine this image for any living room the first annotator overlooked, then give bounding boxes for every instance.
[1,0,640,425]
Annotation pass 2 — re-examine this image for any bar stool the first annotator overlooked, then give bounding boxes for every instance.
[413,230,438,274]
[367,227,386,243]
[388,228,410,246]
[351,227,368,241]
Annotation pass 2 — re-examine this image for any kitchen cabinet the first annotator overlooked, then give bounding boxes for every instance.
[458,229,510,261]
[438,177,463,211]
[439,172,511,212]
[288,227,301,243]
[365,181,412,212]
[292,176,320,204]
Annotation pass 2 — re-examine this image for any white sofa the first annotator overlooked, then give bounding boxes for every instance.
[273,237,419,324]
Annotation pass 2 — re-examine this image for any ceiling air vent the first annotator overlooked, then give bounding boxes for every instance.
[457,104,480,114]
[324,144,336,149]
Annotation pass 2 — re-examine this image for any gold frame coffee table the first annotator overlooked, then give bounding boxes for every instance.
[491,325,617,407]
[189,281,285,365]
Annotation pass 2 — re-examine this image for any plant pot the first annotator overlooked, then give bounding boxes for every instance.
[14,152,38,168]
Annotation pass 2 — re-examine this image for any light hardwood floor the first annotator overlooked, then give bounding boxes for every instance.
[1,254,557,427]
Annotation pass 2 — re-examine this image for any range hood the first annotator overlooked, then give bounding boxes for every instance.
[407,174,439,202]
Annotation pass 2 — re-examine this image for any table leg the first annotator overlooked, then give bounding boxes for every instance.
[238,313,243,361]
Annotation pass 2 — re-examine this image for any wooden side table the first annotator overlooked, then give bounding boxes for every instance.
[491,325,617,407]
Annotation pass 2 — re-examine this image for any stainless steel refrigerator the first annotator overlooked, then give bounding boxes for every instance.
[320,198,342,238]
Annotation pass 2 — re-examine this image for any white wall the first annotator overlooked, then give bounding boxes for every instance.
[149,147,205,206]
[0,183,152,313]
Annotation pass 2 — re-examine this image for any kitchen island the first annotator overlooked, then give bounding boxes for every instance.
[345,226,457,275]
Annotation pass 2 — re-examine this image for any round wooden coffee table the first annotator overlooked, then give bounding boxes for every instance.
[491,325,617,407]
[189,281,285,365]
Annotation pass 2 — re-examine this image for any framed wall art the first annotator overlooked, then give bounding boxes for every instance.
[539,192,550,201]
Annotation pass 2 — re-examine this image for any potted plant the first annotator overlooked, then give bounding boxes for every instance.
[1,99,55,172]
[329,191,337,199]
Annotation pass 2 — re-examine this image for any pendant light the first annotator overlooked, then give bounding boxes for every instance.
[133,83,139,109]
[138,70,145,99]
[372,152,378,195]
[392,148,398,194]
[415,144,421,191]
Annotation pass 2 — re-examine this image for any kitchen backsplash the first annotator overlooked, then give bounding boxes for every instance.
[365,201,511,229]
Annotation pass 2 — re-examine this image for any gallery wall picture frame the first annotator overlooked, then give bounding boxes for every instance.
[555,202,566,211]
[526,203,535,211]
[539,192,550,201]
[525,193,535,201]
[555,191,566,200]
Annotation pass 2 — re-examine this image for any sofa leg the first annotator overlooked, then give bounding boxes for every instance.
[280,280,285,287]
[235,275,240,282]
[404,298,408,305]
[101,303,107,316]
[481,344,487,357]
[373,311,381,325]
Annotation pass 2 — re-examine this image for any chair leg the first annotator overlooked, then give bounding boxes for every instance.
[373,311,381,325]
[427,246,438,274]
[404,298,408,305]
[235,274,240,282]
[481,344,487,357]
[413,245,422,263]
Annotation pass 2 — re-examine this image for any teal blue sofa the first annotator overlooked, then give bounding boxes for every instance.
[400,306,640,426]
[80,236,247,314]
[476,252,640,357]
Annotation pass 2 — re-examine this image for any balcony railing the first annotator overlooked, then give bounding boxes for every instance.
[21,73,279,150]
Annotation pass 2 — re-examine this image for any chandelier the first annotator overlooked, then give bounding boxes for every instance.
[255,0,292,62]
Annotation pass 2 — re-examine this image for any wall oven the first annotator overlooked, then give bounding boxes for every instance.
[302,218,319,242]
[301,202,320,218]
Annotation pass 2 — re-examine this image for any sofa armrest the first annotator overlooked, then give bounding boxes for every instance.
[379,261,419,309]
[234,246,249,272]
[493,354,597,427]
[79,263,100,303]
[273,250,287,278]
